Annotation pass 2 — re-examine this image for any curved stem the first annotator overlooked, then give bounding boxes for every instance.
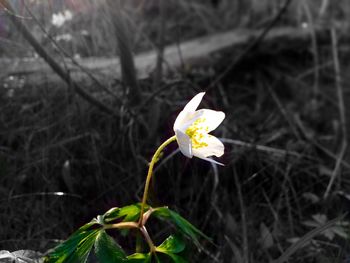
[140,226,156,253]
[103,221,139,230]
[138,135,176,225]
[141,208,154,226]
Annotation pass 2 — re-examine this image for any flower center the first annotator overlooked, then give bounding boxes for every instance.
[185,118,209,149]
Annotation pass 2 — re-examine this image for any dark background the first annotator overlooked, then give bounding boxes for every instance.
[1,0,350,262]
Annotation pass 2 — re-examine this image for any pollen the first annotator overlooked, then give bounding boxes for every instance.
[185,118,209,149]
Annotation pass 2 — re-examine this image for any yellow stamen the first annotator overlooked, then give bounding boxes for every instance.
[185,118,209,149]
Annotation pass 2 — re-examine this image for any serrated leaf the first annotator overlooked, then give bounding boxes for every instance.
[156,235,186,254]
[103,207,121,222]
[103,203,149,223]
[153,207,210,247]
[45,227,99,263]
[64,230,99,263]
[119,204,143,222]
[127,253,151,262]
[94,230,126,263]
[78,219,100,231]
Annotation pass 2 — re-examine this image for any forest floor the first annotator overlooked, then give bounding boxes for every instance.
[1,1,350,262]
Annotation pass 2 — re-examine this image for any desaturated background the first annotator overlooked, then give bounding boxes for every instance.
[1,0,350,262]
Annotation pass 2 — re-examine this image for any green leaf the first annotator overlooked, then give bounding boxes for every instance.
[163,253,188,263]
[154,254,162,263]
[119,204,143,222]
[153,207,211,247]
[45,228,99,263]
[156,235,186,254]
[103,207,121,222]
[65,230,99,263]
[156,235,188,263]
[103,204,148,236]
[103,203,149,223]
[44,220,100,263]
[78,219,100,231]
[127,253,151,263]
[94,230,127,263]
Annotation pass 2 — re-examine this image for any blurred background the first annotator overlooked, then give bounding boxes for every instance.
[1,0,350,262]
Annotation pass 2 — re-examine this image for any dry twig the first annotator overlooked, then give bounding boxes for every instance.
[324,28,348,199]
[233,167,249,263]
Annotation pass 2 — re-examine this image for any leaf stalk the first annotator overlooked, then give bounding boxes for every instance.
[138,135,177,225]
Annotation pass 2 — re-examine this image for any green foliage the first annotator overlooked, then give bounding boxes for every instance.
[44,204,209,263]
[127,253,152,262]
[156,235,188,263]
[45,227,100,263]
[94,230,127,263]
[156,235,186,254]
[45,220,125,263]
[153,207,211,247]
[103,203,147,223]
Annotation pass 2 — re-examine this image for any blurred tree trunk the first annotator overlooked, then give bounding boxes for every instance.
[105,0,141,107]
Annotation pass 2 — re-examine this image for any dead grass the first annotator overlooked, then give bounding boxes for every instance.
[1,0,350,262]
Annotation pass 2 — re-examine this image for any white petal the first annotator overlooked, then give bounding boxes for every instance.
[179,109,225,134]
[173,92,205,130]
[199,109,225,132]
[173,110,188,131]
[183,92,205,113]
[195,156,224,166]
[192,134,224,158]
[175,129,192,158]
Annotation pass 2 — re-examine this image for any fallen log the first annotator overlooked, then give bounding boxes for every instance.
[0,26,335,87]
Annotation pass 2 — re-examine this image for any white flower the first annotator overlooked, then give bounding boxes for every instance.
[55,33,73,42]
[173,92,225,165]
[51,13,65,28]
[63,10,73,21]
[51,10,73,28]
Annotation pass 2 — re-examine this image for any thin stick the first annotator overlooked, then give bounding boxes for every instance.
[220,138,309,160]
[302,0,320,97]
[266,83,300,140]
[233,167,249,263]
[324,28,348,199]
